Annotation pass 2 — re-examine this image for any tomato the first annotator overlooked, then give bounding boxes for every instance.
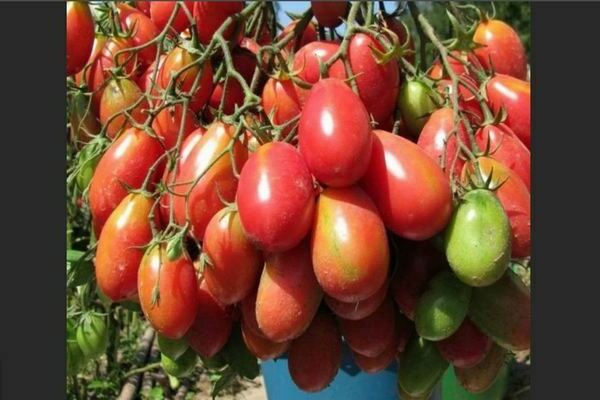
[338,296,397,357]
[486,74,530,149]
[186,279,233,358]
[151,103,199,150]
[474,19,528,80]
[352,319,401,374]
[414,270,472,341]
[299,78,373,187]
[138,245,199,339]
[135,1,151,17]
[436,318,492,368]
[158,46,214,113]
[242,320,290,361]
[261,77,302,139]
[325,280,388,321]
[193,2,244,45]
[311,1,348,28]
[137,55,167,98]
[66,2,94,76]
[361,130,452,240]
[232,48,259,85]
[444,189,511,287]
[150,1,194,34]
[417,107,469,179]
[383,16,414,64]
[312,186,389,302]
[454,343,506,394]
[76,313,108,359]
[99,36,142,77]
[255,241,323,342]
[428,51,470,80]
[89,128,163,237]
[67,319,87,375]
[292,41,346,105]
[75,142,101,192]
[161,347,197,377]
[240,290,264,337]
[75,36,108,115]
[390,241,446,320]
[348,33,400,123]
[69,89,100,147]
[99,78,149,140]
[202,208,263,305]
[398,80,440,138]
[475,123,530,190]
[205,77,245,119]
[463,157,531,258]
[278,20,318,52]
[157,334,189,360]
[163,121,247,241]
[237,142,316,253]
[397,336,449,398]
[95,194,156,301]
[117,4,159,68]
[288,311,342,392]
[436,75,483,123]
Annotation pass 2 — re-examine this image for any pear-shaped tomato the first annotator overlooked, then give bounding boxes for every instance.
[463,157,530,258]
[99,36,142,77]
[237,141,316,253]
[299,78,373,187]
[67,319,87,375]
[417,107,470,179]
[117,4,159,67]
[361,130,452,240]
[312,186,389,302]
[66,1,95,76]
[486,74,530,149]
[428,51,470,80]
[69,89,100,147]
[151,103,199,150]
[436,75,483,123]
[76,313,109,360]
[241,321,290,361]
[193,2,244,45]
[202,208,263,305]
[278,20,318,52]
[99,78,149,140]
[311,1,348,28]
[474,19,528,80]
[186,279,234,358]
[261,77,302,139]
[397,336,449,398]
[436,318,492,369]
[158,46,214,112]
[348,33,400,124]
[75,36,108,115]
[475,124,530,190]
[138,245,199,339]
[137,54,166,96]
[325,280,388,321]
[95,194,156,301]
[444,189,511,287]
[163,121,247,241]
[256,241,323,343]
[454,343,506,394]
[398,80,440,138]
[150,1,194,34]
[288,311,342,392]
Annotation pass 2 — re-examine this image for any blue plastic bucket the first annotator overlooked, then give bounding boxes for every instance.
[261,343,442,400]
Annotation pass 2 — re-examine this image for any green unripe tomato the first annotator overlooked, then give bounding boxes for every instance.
[398,79,440,138]
[76,313,109,359]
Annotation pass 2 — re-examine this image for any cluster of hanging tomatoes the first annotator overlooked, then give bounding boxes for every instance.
[67,1,530,398]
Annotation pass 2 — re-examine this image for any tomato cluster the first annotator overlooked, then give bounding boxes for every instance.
[67,2,530,398]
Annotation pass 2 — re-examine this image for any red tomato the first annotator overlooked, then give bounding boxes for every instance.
[390,241,446,320]
[278,20,318,52]
[150,1,194,34]
[475,123,530,190]
[186,279,233,358]
[383,16,414,64]
[288,311,342,392]
[205,77,245,119]
[89,128,163,237]
[311,1,348,28]
[486,74,530,149]
[261,77,302,139]
[99,78,149,140]
[158,46,214,113]
[352,318,402,374]
[256,241,323,342]
[95,194,155,301]
[348,33,400,123]
[193,2,244,45]
[240,290,264,337]
[75,36,108,115]
[151,103,199,150]
[99,36,141,77]
[162,121,247,241]
[232,48,259,84]
[361,130,453,240]
[436,75,483,123]
[202,208,263,305]
[242,320,290,361]
[66,2,94,76]
[417,107,470,179]
[474,19,528,80]
[138,245,199,339]
[312,186,390,302]
[463,157,531,258]
[325,280,389,321]
[436,318,492,368]
[299,78,373,187]
[137,54,166,96]
[292,41,347,105]
[236,142,316,253]
[117,4,160,68]
[135,1,151,17]
[428,51,470,80]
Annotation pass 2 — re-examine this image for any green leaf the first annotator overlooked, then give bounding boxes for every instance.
[210,367,236,399]
[222,324,260,379]
[67,249,94,288]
